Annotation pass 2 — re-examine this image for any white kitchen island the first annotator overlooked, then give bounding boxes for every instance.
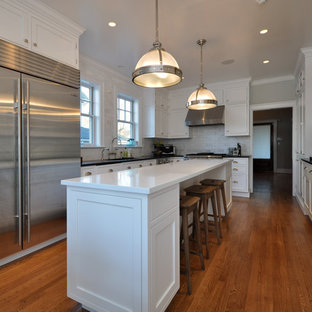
[61,159,232,312]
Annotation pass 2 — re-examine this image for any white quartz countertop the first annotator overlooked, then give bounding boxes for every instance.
[61,159,231,194]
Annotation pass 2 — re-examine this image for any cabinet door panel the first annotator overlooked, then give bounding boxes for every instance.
[167,108,189,138]
[31,17,78,68]
[224,86,247,105]
[0,2,30,48]
[225,104,249,136]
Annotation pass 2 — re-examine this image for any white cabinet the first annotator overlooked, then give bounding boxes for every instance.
[167,108,189,138]
[0,1,30,48]
[224,83,250,136]
[155,107,168,138]
[0,0,84,68]
[31,17,79,68]
[225,157,250,197]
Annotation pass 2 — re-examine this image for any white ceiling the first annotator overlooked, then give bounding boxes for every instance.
[40,0,312,89]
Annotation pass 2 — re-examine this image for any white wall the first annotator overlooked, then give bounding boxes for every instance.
[79,55,154,161]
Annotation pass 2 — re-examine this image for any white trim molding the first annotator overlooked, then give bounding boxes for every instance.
[251,75,295,86]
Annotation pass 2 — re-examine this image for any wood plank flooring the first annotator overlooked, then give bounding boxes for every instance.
[1,173,312,312]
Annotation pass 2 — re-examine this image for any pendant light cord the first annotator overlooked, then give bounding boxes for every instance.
[155,0,159,43]
[200,43,203,86]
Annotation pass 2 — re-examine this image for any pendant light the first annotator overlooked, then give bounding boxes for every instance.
[132,0,182,88]
[187,39,217,110]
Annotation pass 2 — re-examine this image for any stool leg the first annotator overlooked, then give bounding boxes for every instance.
[194,203,205,271]
[221,184,228,222]
[211,192,221,245]
[203,197,210,259]
[182,209,191,295]
[215,189,223,238]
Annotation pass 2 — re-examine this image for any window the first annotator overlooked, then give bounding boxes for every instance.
[117,95,135,145]
[80,83,95,145]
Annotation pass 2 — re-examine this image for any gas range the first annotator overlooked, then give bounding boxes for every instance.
[186,152,227,159]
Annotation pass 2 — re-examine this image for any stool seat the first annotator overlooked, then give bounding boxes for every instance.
[180,195,201,209]
[184,184,215,196]
[200,179,225,187]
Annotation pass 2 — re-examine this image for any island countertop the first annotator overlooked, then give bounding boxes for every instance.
[62,158,231,194]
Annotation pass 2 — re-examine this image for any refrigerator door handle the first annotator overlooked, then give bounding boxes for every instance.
[25,80,31,243]
[17,78,22,247]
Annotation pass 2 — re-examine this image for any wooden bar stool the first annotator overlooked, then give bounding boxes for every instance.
[184,185,221,259]
[180,195,205,295]
[200,179,228,238]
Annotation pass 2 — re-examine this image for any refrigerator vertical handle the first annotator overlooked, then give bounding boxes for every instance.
[17,78,22,247]
[26,80,31,243]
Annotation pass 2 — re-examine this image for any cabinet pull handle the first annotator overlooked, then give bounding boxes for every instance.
[85,171,92,176]
[24,38,29,43]
[233,168,238,171]
[139,164,143,168]
[33,42,38,47]
[177,160,180,162]
[127,166,131,169]
[149,163,153,166]
[233,181,238,184]
[233,161,238,163]
[109,169,113,172]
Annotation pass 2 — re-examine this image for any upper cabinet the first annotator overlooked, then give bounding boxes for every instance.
[0,0,85,69]
[224,80,250,136]
[143,89,189,139]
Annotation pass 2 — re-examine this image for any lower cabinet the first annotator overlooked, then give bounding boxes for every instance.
[225,157,250,197]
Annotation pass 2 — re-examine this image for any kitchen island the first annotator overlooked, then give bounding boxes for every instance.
[61,159,232,312]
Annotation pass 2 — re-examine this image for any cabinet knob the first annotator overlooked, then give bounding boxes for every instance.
[233,168,238,171]
[33,42,38,47]
[149,163,153,166]
[233,161,238,163]
[139,164,143,168]
[233,180,238,184]
[24,38,29,43]
[85,171,92,176]
[109,169,113,172]
[176,160,180,162]
[127,166,131,169]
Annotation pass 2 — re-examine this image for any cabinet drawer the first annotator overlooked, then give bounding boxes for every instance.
[232,165,248,175]
[232,174,248,192]
[231,158,248,165]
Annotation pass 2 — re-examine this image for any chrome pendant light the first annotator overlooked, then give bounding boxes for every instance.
[187,39,217,110]
[132,0,182,88]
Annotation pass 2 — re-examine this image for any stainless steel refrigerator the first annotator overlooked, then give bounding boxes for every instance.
[0,39,81,261]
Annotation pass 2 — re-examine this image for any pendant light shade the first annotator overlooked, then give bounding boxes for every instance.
[132,0,182,88]
[187,39,217,110]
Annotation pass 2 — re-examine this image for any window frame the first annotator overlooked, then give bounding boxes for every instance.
[80,82,96,146]
[117,94,136,146]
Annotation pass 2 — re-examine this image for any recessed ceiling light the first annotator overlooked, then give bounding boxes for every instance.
[222,59,235,65]
[108,21,117,27]
[263,59,270,64]
[260,29,268,34]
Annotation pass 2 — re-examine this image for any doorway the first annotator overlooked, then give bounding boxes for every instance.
[250,104,295,194]
[253,123,274,172]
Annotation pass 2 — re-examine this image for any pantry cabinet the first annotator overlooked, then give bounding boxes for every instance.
[224,83,250,136]
[0,0,84,68]
[303,161,312,220]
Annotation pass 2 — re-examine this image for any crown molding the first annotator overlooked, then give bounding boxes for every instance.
[251,75,295,86]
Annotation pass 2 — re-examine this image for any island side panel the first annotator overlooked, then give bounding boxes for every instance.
[66,187,145,312]
[148,184,180,312]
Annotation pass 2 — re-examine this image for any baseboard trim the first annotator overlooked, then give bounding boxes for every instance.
[233,191,250,198]
[275,168,292,174]
[0,233,67,267]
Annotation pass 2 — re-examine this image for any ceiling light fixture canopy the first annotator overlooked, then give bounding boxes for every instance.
[132,0,182,88]
[187,39,218,110]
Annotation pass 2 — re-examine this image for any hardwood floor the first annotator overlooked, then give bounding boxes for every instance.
[1,173,312,311]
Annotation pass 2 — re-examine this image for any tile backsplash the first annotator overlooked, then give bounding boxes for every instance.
[163,125,251,156]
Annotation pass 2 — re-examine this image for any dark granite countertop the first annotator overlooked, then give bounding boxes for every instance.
[302,158,312,165]
[81,155,184,167]
[224,155,251,158]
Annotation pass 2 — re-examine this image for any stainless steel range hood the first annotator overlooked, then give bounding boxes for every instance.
[185,105,224,126]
